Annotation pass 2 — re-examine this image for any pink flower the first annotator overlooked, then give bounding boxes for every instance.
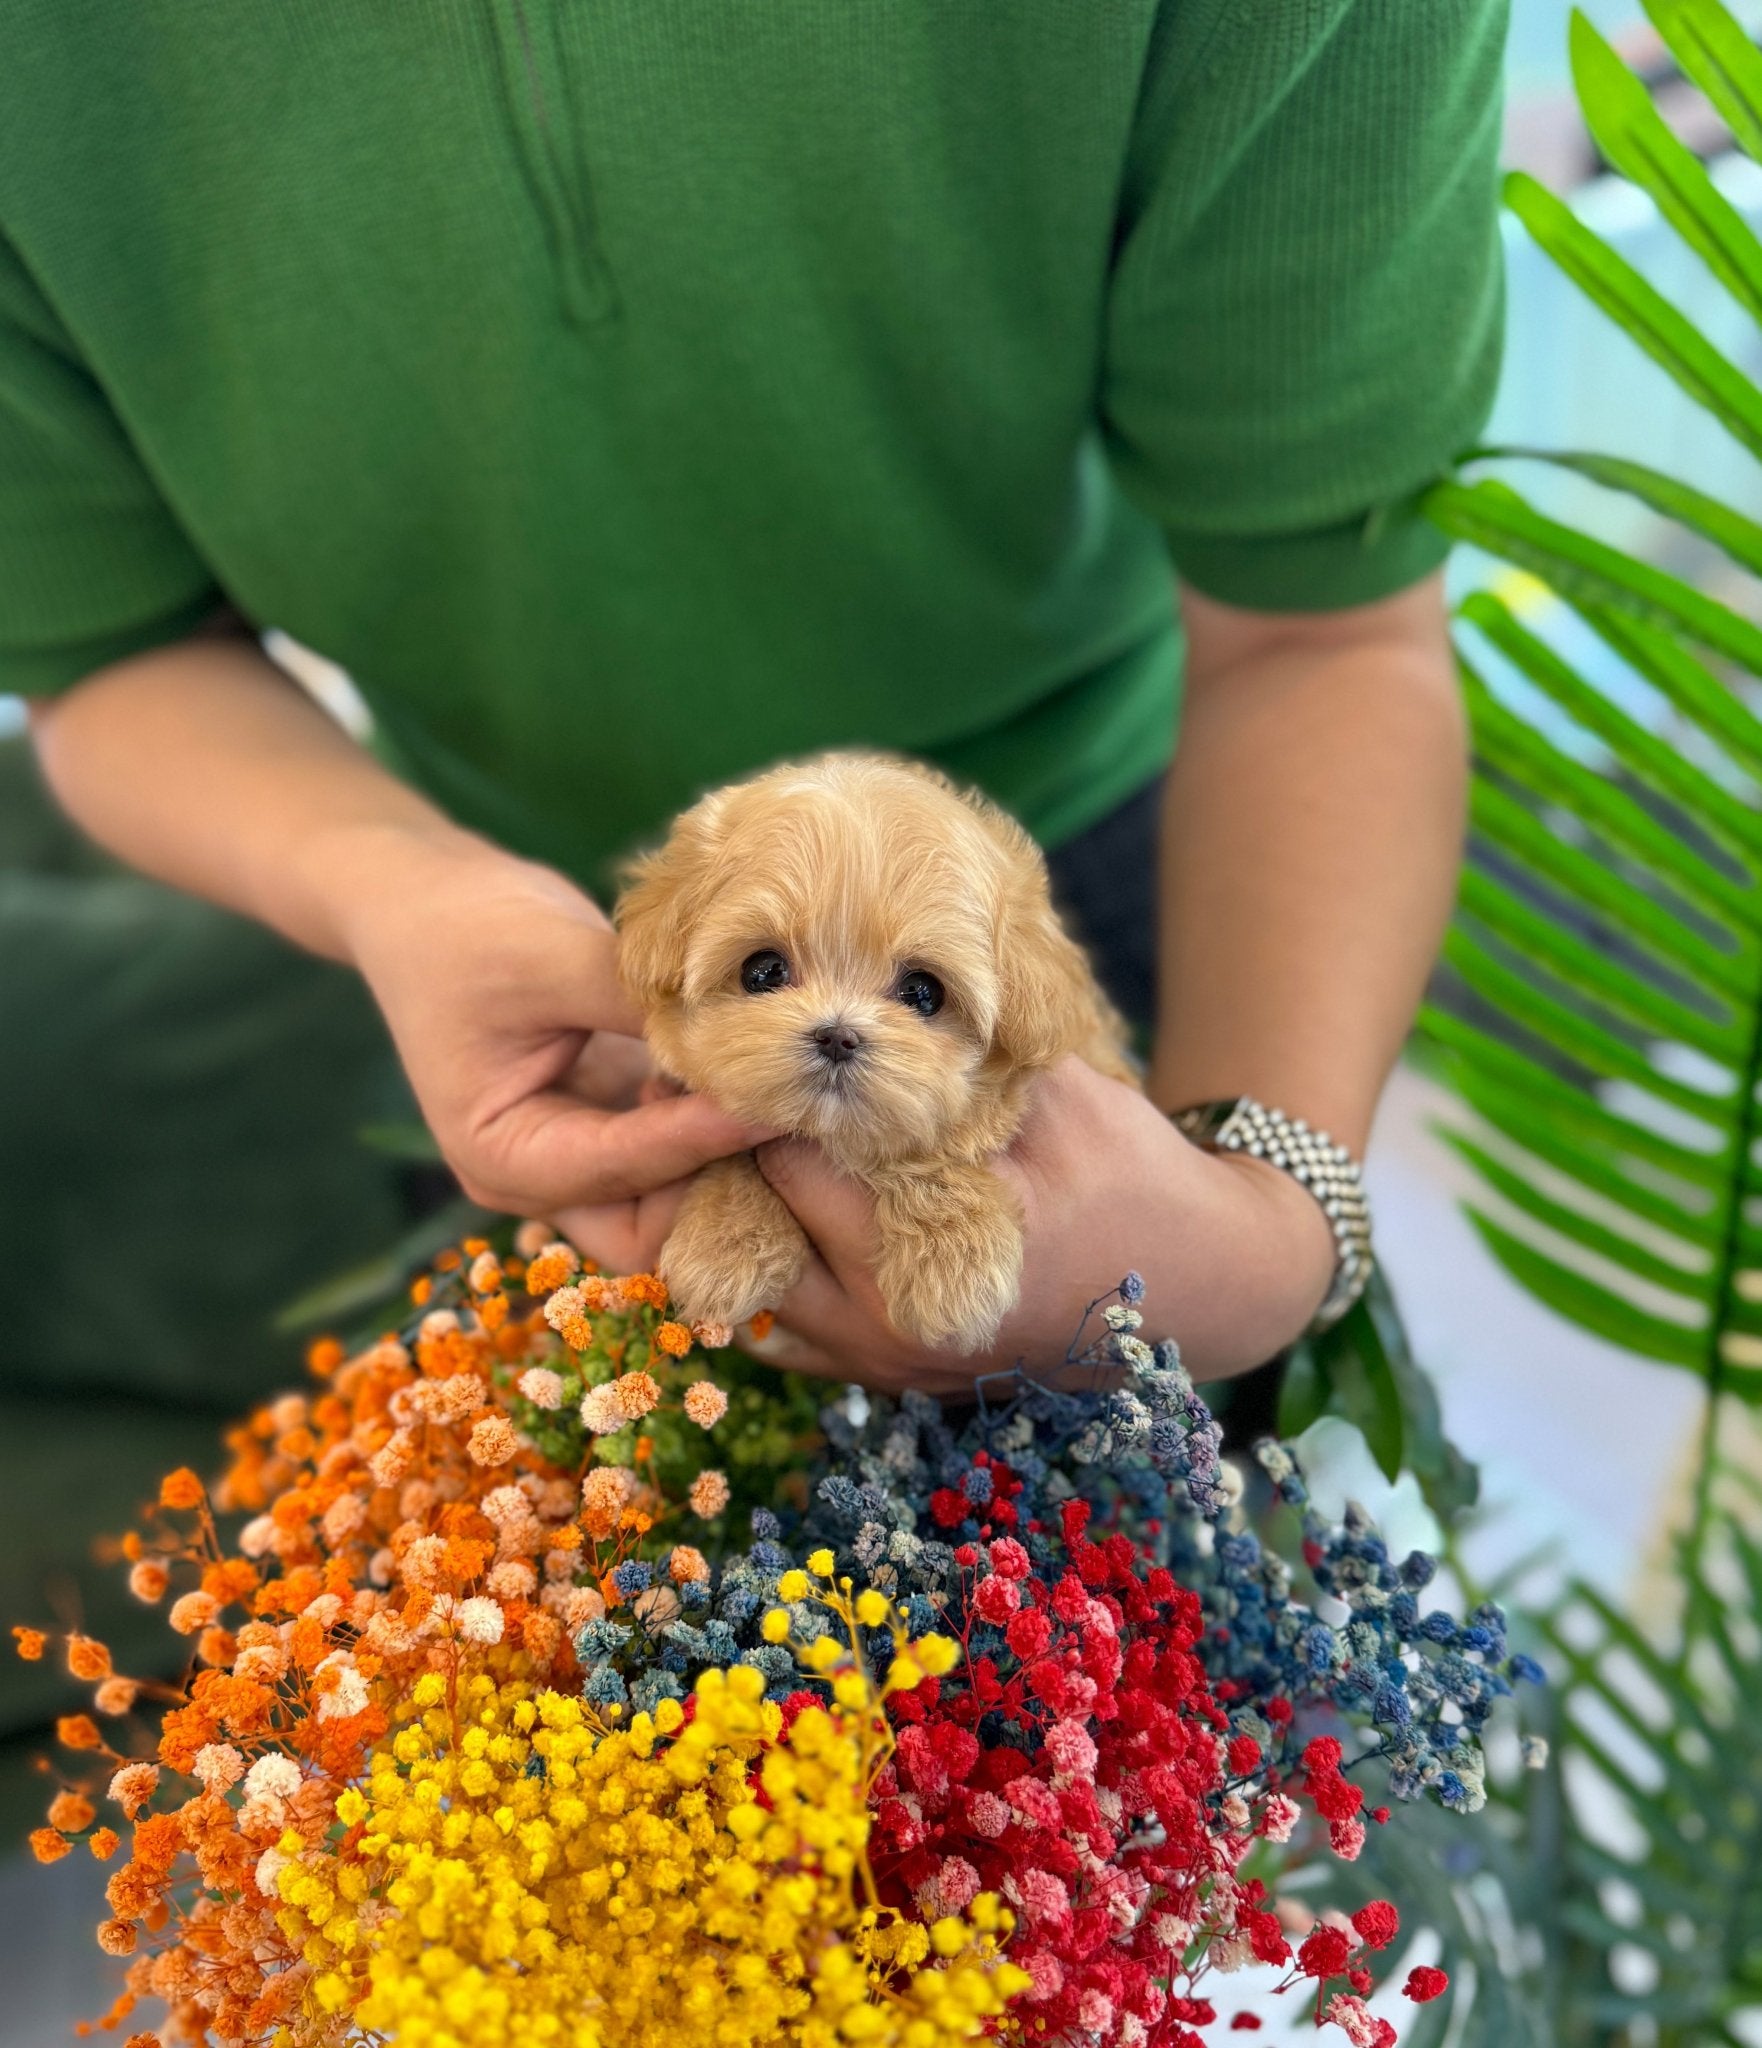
[1043,1720,1098,1779]
[967,1791,1010,1838]
[1322,1994,1394,2048]
[168,1591,218,1637]
[667,1545,711,1585]
[517,1368,565,1410]
[936,1855,980,1912]
[689,1471,731,1518]
[973,1574,1020,1623]
[467,1415,519,1467]
[612,1371,662,1420]
[682,1381,729,1429]
[191,1743,246,1794]
[1331,1816,1367,1861]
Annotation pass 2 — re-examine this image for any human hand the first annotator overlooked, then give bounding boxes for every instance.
[339,826,771,1254]
[743,1056,1337,1391]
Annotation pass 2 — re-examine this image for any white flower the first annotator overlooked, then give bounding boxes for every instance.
[518,1367,565,1410]
[243,1753,303,1802]
[457,1596,504,1645]
[191,1742,246,1794]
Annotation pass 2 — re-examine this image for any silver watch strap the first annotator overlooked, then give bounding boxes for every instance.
[1170,1097,1373,1335]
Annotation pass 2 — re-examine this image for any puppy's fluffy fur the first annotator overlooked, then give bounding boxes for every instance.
[616,753,1138,1352]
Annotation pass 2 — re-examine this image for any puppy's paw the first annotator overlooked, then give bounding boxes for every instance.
[660,1156,809,1329]
[873,1166,1023,1354]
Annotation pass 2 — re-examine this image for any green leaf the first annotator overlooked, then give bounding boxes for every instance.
[1276,1335,1329,1440]
[1572,9,1762,325]
[1463,1207,1710,1365]
[1433,479,1762,686]
[1475,444,1762,586]
[1459,864,1744,1063]
[1501,170,1762,462]
[1315,1317,1406,1482]
[1468,774,1753,1004]
[1583,602,1762,788]
[356,1119,445,1163]
[1419,1004,1731,1185]
[273,1196,492,1334]
[1644,0,1762,163]
[1460,587,1762,861]
[1439,1125,1711,1297]
[1462,655,1761,932]
[1441,926,1736,1129]
[1440,1065,1722,1246]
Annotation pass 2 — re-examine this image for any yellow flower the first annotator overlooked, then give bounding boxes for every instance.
[775,1569,810,1603]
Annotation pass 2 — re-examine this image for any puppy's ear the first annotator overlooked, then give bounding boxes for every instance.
[992,880,1105,1073]
[955,784,1101,1073]
[615,795,727,1011]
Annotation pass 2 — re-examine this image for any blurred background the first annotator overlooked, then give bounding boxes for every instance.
[6,0,1761,2039]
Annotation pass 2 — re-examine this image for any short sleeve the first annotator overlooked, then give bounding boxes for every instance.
[1103,0,1509,612]
[0,227,221,696]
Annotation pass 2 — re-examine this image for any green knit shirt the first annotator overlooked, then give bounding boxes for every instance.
[0,0,1506,886]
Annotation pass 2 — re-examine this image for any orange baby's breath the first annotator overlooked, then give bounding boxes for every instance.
[305,1336,345,1377]
[158,1469,204,1512]
[13,1238,762,2048]
[749,1309,776,1341]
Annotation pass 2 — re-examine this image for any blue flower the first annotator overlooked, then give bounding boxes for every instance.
[612,1560,652,1597]
[584,1665,628,1707]
[1120,1271,1146,1304]
[1301,1624,1337,1673]
[1509,1652,1545,1686]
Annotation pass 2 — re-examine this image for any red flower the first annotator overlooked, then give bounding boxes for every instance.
[1229,2019,1263,2033]
[1226,1734,1262,1775]
[1351,1900,1399,1950]
[930,1489,968,1529]
[1297,1925,1352,1980]
[1403,1966,1449,2003]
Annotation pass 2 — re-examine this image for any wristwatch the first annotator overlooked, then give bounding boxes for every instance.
[1169,1097,1373,1335]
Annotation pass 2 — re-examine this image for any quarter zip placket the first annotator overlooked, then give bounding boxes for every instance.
[491,0,618,328]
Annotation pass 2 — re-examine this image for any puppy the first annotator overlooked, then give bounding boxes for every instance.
[615,753,1138,1353]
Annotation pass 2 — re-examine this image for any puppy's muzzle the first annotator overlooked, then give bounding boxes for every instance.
[809,1019,864,1068]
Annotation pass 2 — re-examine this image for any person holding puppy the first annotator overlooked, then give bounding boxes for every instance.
[9,0,1504,1391]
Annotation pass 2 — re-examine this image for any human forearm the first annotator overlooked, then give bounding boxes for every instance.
[27,623,492,964]
[1150,576,1467,1156]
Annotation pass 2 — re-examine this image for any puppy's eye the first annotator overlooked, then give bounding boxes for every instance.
[895,969,945,1018]
[740,949,792,995]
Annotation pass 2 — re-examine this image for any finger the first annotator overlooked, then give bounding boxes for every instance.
[549,927,648,1039]
[476,1091,773,1209]
[737,1315,845,1380]
[555,1177,693,1275]
[755,1140,879,1292]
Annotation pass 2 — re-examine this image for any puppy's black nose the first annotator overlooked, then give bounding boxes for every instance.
[811,1020,864,1065]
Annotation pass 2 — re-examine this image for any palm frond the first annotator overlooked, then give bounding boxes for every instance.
[1419,1,1762,1431]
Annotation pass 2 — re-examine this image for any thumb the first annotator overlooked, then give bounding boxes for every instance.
[756,1140,878,1289]
[474,1091,774,1210]
[545,925,648,1040]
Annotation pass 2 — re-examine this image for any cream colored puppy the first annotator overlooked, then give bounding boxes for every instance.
[616,753,1137,1353]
